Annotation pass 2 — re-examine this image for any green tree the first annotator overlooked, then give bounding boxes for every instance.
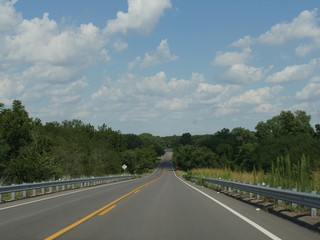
[173,145,218,170]
[0,100,33,159]
[123,134,143,149]
[139,133,164,156]
[180,132,192,145]
[122,148,157,174]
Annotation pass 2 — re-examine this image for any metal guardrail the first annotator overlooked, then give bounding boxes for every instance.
[189,176,320,209]
[0,175,137,202]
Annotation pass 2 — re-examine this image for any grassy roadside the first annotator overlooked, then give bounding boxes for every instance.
[185,168,320,231]
[189,168,320,192]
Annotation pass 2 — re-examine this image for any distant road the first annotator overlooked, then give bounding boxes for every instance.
[0,152,319,239]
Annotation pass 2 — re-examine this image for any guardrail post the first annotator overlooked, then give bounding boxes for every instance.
[11,191,15,201]
[292,188,297,209]
[61,185,65,191]
[277,187,283,204]
[0,193,2,202]
[22,190,27,198]
[311,191,317,217]
[41,187,45,195]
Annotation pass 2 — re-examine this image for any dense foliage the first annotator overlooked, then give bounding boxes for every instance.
[1,100,319,184]
[172,111,320,173]
[0,100,164,183]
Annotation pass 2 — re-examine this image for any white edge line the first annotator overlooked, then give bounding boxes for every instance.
[0,178,137,211]
[173,171,282,240]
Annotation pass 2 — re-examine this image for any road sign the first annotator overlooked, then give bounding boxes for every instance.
[122,164,127,170]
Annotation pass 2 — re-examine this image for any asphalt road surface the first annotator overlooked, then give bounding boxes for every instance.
[0,152,319,239]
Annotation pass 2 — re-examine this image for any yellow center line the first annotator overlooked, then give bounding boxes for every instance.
[44,169,165,240]
[98,205,117,216]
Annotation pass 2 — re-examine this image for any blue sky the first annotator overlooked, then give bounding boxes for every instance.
[1,0,320,136]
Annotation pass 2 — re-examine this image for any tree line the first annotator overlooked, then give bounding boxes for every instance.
[1,100,319,184]
[0,100,164,184]
[171,110,320,173]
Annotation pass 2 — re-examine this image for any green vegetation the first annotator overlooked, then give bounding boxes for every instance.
[0,100,164,184]
[172,110,320,191]
[1,99,319,191]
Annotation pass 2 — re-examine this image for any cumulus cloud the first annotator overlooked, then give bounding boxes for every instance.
[267,58,319,83]
[296,76,320,101]
[197,83,240,105]
[258,9,320,45]
[213,48,251,66]
[212,48,266,84]
[253,103,275,113]
[129,39,178,69]
[105,0,172,35]
[225,64,265,84]
[6,15,105,65]
[155,97,189,110]
[0,0,114,121]
[92,72,203,102]
[295,43,317,57]
[113,40,128,51]
[230,9,320,58]
[218,86,283,114]
[0,73,24,103]
[232,36,254,48]
[0,0,21,33]
[135,71,168,94]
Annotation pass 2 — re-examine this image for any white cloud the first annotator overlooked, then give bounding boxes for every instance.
[213,48,251,66]
[230,9,320,59]
[215,107,239,116]
[225,64,265,84]
[0,1,111,115]
[105,0,172,35]
[219,86,283,110]
[92,71,203,102]
[136,71,168,94]
[100,49,111,63]
[155,97,189,110]
[232,35,254,48]
[20,64,82,83]
[89,71,207,124]
[6,15,105,65]
[129,39,178,69]
[113,40,128,51]
[258,9,320,45]
[253,103,274,113]
[294,43,318,57]
[0,73,24,101]
[267,58,319,83]
[296,76,320,101]
[0,0,21,33]
[197,83,226,94]
[197,83,241,105]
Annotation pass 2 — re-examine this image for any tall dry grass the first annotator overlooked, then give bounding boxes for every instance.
[190,167,320,192]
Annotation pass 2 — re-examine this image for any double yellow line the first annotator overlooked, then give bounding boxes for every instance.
[45,171,163,240]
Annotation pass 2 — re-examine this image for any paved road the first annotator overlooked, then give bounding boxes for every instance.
[0,152,319,239]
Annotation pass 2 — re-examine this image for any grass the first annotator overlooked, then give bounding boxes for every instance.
[189,168,320,192]
[189,155,320,193]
